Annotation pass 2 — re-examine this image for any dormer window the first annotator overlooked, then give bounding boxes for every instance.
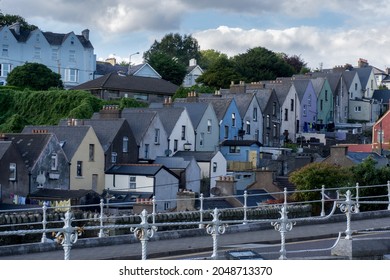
[51,153,58,171]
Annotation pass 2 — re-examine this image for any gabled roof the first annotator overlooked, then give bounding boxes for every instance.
[4,133,53,170]
[30,188,99,200]
[355,66,373,87]
[127,63,162,78]
[121,109,159,145]
[173,151,219,162]
[154,156,193,169]
[106,164,177,177]
[252,88,274,111]
[309,77,326,97]
[199,97,234,121]
[220,140,262,147]
[96,61,128,76]
[265,81,294,105]
[58,119,130,152]
[22,125,90,160]
[342,70,358,88]
[144,107,185,135]
[347,152,388,167]
[222,93,255,118]
[291,79,311,101]
[372,89,390,104]
[71,72,178,96]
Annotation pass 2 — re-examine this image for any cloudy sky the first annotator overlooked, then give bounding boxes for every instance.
[3,0,390,70]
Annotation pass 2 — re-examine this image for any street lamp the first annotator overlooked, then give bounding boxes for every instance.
[127,51,140,74]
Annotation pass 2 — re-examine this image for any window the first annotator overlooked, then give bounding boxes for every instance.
[303,105,307,117]
[355,83,358,91]
[229,146,240,153]
[344,106,348,118]
[65,68,78,82]
[76,161,83,177]
[232,113,236,127]
[272,102,277,116]
[377,130,384,144]
[34,47,41,59]
[89,144,95,161]
[111,152,117,163]
[355,106,362,112]
[290,99,294,111]
[181,125,186,140]
[213,162,217,172]
[266,115,270,128]
[320,100,323,111]
[253,107,258,121]
[255,129,259,141]
[273,124,277,137]
[265,133,270,146]
[207,119,212,133]
[51,153,58,171]
[2,44,8,57]
[200,133,204,147]
[129,176,136,189]
[350,92,354,99]
[144,144,149,159]
[284,109,288,121]
[164,201,171,210]
[9,163,16,181]
[246,120,250,134]
[69,50,76,62]
[51,48,58,61]
[123,136,128,152]
[154,129,160,144]
[308,94,311,106]
[0,63,11,77]
[325,90,328,101]
[174,140,178,152]
[224,125,229,139]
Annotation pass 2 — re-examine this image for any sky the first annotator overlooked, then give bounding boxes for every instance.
[2,0,390,71]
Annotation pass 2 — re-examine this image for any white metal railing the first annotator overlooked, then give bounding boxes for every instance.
[1,182,390,260]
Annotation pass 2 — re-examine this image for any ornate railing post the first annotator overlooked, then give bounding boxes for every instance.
[387,181,390,211]
[55,211,83,260]
[199,193,204,229]
[206,208,226,260]
[271,206,295,260]
[337,190,359,240]
[130,209,157,260]
[321,185,325,217]
[243,190,248,224]
[41,202,48,243]
[98,199,105,238]
[152,196,156,225]
[355,183,360,213]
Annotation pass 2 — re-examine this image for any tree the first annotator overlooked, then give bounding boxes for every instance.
[173,84,215,99]
[146,51,187,85]
[198,49,228,70]
[279,53,310,74]
[144,33,201,67]
[6,63,63,90]
[289,162,353,203]
[233,47,295,82]
[0,13,37,30]
[196,56,240,89]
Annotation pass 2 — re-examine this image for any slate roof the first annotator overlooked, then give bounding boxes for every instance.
[223,93,255,118]
[30,189,99,200]
[4,133,53,170]
[265,82,293,105]
[372,89,390,104]
[96,62,128,76]
[154,156,191,169]
[199,97,233,121]
[143,107,185,135]
[252,88,274,111]
[220,140,262,147]
[347,152,388,167]
[106,164,174,177]
[172,102,209,128]
[173,151,218,162]
[0,141,12,159]
[236,189,274,206]
[355,66,373,87]
[71,72,178,96]
[291,79,311,101]
[342,70,358,89]
[22,125,90,160]
[309,77,326,97]
[121,109,159,145]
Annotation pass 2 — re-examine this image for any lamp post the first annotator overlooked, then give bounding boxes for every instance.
[127,52,140,74]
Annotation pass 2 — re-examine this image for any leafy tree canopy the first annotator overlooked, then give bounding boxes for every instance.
[144,33,200,67]
[198,49,228,70]
[0,13,37,30]
[173,84,216,99]
[279,53,310,74]
[233,47,295,82]
[7,63,63,90]
[146,51,187,85]
[196,56,240,89]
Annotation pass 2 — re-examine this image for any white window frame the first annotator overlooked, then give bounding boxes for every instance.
[154,129,160,144]
[129,176,136,189]
[51,153,58,171]
[65,68,79,82]
[0,63,11,77]
[123,136,129,152]
[111,152,117,163]
[9,163,16,181]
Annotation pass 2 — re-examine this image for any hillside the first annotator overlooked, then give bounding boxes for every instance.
[0,88,146,133]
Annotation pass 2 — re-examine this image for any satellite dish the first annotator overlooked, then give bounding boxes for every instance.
[210,187,221,196]
[164,149,172,156]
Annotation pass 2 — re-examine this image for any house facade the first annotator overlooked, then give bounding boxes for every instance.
[0,23,96,88]
[183,59,203,87]
[105,164,179,212]
[4,133,70,196]
[220,140,262,170]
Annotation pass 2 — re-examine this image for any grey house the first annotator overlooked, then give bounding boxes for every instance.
[154,156,201,193]
[105,164,179,212]
[0,141,29,204]
[4,133,70,195]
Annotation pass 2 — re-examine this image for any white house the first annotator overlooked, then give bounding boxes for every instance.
[0,22,96,88]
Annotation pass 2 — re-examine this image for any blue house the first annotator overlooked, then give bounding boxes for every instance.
[219,140,262,169]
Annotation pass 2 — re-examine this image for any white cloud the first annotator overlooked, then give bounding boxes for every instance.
[194,26,390,70]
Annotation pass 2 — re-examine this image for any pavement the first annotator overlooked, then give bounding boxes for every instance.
[1,212,390,260]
